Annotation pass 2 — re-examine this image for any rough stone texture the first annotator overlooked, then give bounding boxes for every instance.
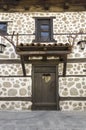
[0,101,32,110]
[59,63,86,75]
[0,78,31,97]
[0,64,31,76]
[62,90,68,96]
[70,88,78,96]
[59,77,86,98]
[3,82,12,88]
[19,88,27,96]
[8,89,17,96]
[60,101,86,111]
[0,12,86,110]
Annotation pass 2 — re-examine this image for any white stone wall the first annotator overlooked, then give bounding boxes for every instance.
[59,77,86,97]
[59,63,86,75]
[0,12,86,110]
[0,77,31,97]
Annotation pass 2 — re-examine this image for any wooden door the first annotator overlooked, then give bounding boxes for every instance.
[32,65,58,110]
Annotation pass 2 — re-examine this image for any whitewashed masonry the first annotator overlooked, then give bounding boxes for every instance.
[0,12,86,110]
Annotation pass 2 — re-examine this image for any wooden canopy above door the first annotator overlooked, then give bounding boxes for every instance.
[16,43,72,56]
[16,43,72,77]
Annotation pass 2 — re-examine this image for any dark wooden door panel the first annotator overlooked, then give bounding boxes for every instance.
[32,65,57,110]
[33,103,57,110]
[34,66,56,73]
[34,72,56,103]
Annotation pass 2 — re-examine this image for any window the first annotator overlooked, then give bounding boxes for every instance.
[34,17,55,42]
[0,22,7,34]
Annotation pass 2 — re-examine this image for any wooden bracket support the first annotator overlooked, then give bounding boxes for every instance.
[63,55,67,77]
[20,56,26,76]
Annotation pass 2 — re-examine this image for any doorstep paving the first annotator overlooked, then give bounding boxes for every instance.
[0,111,86,130]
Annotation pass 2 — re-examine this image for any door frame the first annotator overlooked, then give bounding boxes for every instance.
[32,63,60,110]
